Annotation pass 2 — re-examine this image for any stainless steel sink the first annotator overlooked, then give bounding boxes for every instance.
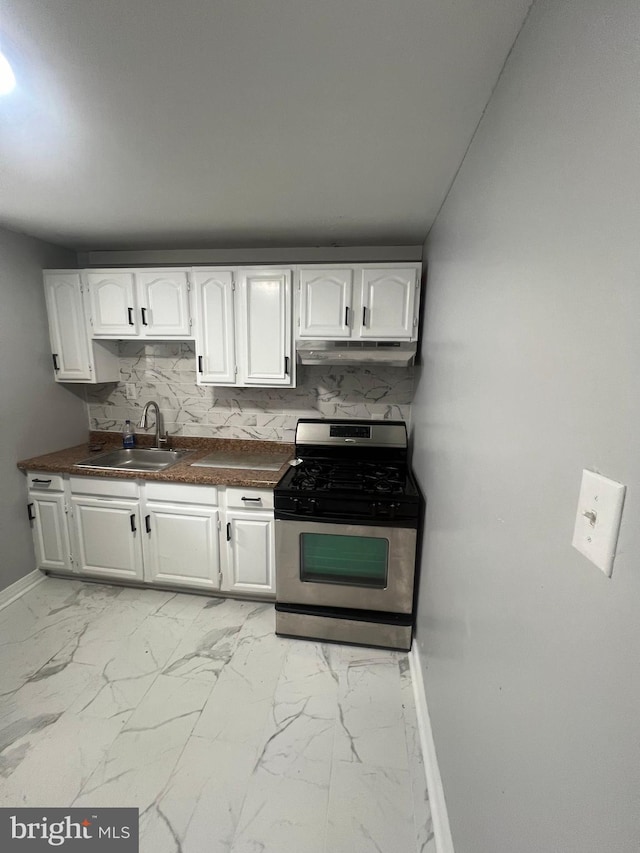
[75,448,193,473]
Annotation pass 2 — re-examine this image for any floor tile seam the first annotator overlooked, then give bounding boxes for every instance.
[400,699,432,849]
[0,614,95,653]
[331,753,413,774]
[146,612,203,630]
[399,670,424,766]
[149,715,218,844]
[331,757,414,788]
[72,723,201,810]
[229,754,335,852]
[67,719,134,808]
[151,676,219,738]
[321,680,341,853]
[137,609,192,669]
[225,742,280,852]
[160,626,254,684]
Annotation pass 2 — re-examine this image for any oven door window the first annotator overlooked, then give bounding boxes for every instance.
[300,532,389,588]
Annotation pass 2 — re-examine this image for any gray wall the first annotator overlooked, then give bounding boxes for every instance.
[411,2,640,852]
[0,227,86,592]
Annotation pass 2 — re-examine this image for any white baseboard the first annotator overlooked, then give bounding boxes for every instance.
[0,569,46,613]
[410,642,455,853]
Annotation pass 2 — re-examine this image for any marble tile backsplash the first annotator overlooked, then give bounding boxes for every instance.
[86,342,414,442]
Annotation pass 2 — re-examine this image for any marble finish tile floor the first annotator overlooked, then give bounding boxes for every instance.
[0,578,435,853]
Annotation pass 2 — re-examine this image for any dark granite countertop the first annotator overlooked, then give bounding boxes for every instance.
[17,432,295,489]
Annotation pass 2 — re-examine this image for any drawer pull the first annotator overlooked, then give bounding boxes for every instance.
[241,496,262,503]
[32,479,52,485]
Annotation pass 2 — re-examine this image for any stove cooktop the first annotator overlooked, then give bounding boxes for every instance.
[282,460,415,497]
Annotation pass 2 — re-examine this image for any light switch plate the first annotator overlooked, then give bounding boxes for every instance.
[125,383,137,401]
[572,469,626,577]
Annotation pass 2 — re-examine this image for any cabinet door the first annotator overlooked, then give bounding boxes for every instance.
[29,492,72,572]
[71,497,143,580]
[86,272,138,337]
[359,268,418,340]
[43,273,93,382]
[193,270,236,385]
[298,269,353,339]
[224,510,275,595]
[238,269,293,386]
[143,503,221,590]
[136,271,191,337]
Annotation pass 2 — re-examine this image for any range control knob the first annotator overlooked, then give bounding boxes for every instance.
[292,497,319,515]
[373,501,399,518]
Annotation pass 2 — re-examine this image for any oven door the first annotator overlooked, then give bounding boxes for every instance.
[275,519,416,613]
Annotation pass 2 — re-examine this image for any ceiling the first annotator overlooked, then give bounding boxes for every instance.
[0,0,531,251]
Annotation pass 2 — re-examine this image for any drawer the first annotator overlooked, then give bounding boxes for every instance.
[226,486,274,510]
[143,481,218,505]
[69,476,139,499]
[27,472,65,492]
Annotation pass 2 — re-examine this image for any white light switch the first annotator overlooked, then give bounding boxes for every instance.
[572,469,626,577]
[125,383,137,400]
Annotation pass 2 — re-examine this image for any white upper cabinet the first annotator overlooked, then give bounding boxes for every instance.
[295,264,421,342]
[86,271,138,336]
[44,272,93,380]
[236,269,294,386]
[43,261,420,385]
[358,268,418,339]
[43,272,120,384]
[298,269,353,338]
[86,269,192,339]
[193,269,236,385]
[136,271,191,337]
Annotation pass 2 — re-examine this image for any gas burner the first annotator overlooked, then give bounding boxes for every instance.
[296,476,319,490]
[373,481,396,493]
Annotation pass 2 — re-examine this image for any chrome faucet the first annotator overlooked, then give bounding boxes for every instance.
[138,401,169,449]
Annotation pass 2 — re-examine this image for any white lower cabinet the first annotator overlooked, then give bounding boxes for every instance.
[143,502,221,590]
[28,473,275,598]
[221,487,275,596]
[223,510,275,596]
[71,496,144,581]
[28,476,72,572]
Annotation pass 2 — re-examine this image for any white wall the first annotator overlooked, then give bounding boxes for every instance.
[411,1,640,851]
[0,227,86,592]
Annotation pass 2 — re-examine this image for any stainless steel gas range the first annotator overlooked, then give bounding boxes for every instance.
[274,419,422,651]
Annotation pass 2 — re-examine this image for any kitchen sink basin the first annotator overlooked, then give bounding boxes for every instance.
[75,448,193,473]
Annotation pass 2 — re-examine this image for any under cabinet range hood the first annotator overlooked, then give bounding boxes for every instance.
[296,340,417,366]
